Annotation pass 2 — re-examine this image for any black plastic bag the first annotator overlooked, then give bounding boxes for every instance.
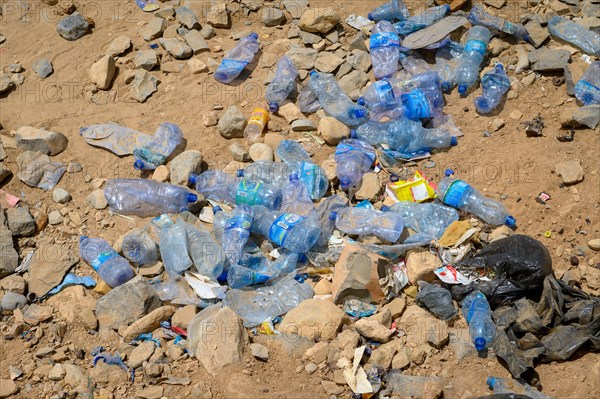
[416,281,457,320]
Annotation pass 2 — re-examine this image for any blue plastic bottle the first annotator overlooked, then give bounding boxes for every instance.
[275,140,329,200]
[547,16,600,57]
[214,33,259,84]
[435,41,464,92]
[468,5,529,43]
[334,207,404,243]
[456,26,491,95]
[237,161,292,188]
[334,139,376,190]
[461,290,496,351]
[384,202,459,243]
[122,228,158,266]
[182,219,224,280]
[394,5,450,35]
[574,61,600,105]
[370,21,400,79]
[487,377,553,399]
[79,236,134,288]
[265,56,298,112]
[308,71,368,127]
[227,252,303,289]
[213,205,254,267]
[133,123,183,170]
[474,62,510,114]
[398,52,431,76]
[368,0,409,22]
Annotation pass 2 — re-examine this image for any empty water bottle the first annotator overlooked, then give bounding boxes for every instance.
[487,377,552,399]
[548,16,600,57]
[122,228,158,266]
[237,161,292,188]
[133,123,183,170]
[251,205,321,253]
[461,290,496,351]
[334,139,376,190]
[79,236,134,288]
[435,41,463,92]
[276,140,329,200]
[384,201,459,242]
[368,0,409,22]
[281,174,315,216]
[308,71,368,127]
[214,33,259,84]
[468,5,529,43]
[104,179,198,217]
[474,62,510,114]
[297,83,321,113]
[212,205,254,267]
[160,218,193,275]
[243,108,269,144]
[334,207,404,243]
[181,219,224,280]
[436,170,515,227]
[398,52,431,76]
[370,21,400,79]
[394,5,450,35]
[227,252,303,289]
[456,26,491,95]
[574,61,600,105]
[265,56,298,112]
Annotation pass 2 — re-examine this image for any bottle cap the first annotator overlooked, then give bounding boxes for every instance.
[213,206,223,215]
[248,32,258,40]
[441,82,451,92]
[367,13,374,21]
[188,174,198,185]
[390,174,400,182]
[451,136,458,146]
[289,173,299,182]
[133,160,144,170]
[269,101,279,112]
[329,211,337,221]
[458,84,468,95]
[340,177,351,189]
[474,337,486,351]
[486,377,497,389]
[505,215,516,228]
[381,205,390,212]
[444,169,455,177]
[187,193,198,203]
[309,70,318,78]
[350,129,357,138]
[350,107,366,119]
[236,169,245,177]
[357,97,366,106]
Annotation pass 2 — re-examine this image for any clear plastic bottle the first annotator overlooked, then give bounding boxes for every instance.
[435,41,464,92]
[79,236,134,288]
[280,174,315,217]
[461,290,492,323]
[370,21,400,79]
[160,219,193,275]
[394,5,450,35]
[104,179,198,217]
[308,71,368,127]
[456,26,492,95]
[227,252,303,289]
[334,207,405,243]
[121,228,158,266]
[574,61,600,105]
[180,220,224,280]
[368,0,409,22]
[436,170,516,227]
[474,62,510,114]
[212,205,254,267]
[468,5,529,43]
[297,83,321,113]
[133,122,183,170]
[486,377,553,399]
[265,56,298,112]
[214,32,260,84]
[462,290,496,351]
[334,139,376,190]
[384,201,459,242]
[275,140,329,200]
[243,108,269,144]
[236,161,292,188]
[251,205,321,253]
[398,52,431,76]
[548,16,600,57]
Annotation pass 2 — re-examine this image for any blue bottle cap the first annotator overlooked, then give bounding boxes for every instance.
[357,97,366,106]
[505,215,516,228]
[340,177,351,189]
[133,160,144,170]
[187,193,198,203]
[213,206,223,215]
[474,337,486,351]
[329,211,337,221]
[381,205,390,212]
[236,169,245,177]
[350,129,357,138]
[367,13,374,21]
[350,107,366,119]
[309,70,318,78]
[269,101,279,112]
[444,169,455,177]
[188,174,198,185]
[458,84,468,95]
[289,173,299,182]
[248,32,258,40]
[451,136,458,146]
[486,377,497,389]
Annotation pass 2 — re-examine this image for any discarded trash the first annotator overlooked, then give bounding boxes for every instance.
[213,205,254,267]
[457,26,492,95]
[468,5,529,43]
[548,16,600,57]
[487,376,553,399]
[416,281,457,320]
[368,0,409,22]
[334,139,376,190]
[80,123,154,156]
[45,274,96,297]
[280,174,315,216]
[265,56,298,113]
[574,61,599,105]
[370,21,400,79]
[135,0,159,12]
[334,206,404,243]
[133,122,183,170]
[214,33,259,84]
[243,108,269,145]
[386,171,437,203]
[384,201,459,243]
[434,265,472,285]
[475,62,510,114]
[0,189,20,208]
[523,114,545,137]
[79,236,135,288]
[343,299,378,318]
[394,5,450,35]
[461,290,496,351]
[276,140,329,200]
[122,228,158,266]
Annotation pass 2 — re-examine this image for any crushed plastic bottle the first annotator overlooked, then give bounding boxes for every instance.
[122,228,158,266]
[275,140,329,200]
[243,108,269,145]
[334,139,376,190]
[370,21,400,79]
[398,52,431,76]
[487,377,553,399]
[461,290,496,351]
[574,61,600,105]
[297,83,321,113]
[79,236,134,288]
[265,56,298,112]
[368,0,409,22]
[160,218,193,275]
[237,161,292,188]
[384,201,459,243]
[181,219,224,280]
[227,252,304,289]
[394,5,450,35]
[308,71,368,127]
[280,174,315,217]
[334,207,404,243]
[456,26,491,95]
[436,170,516,227]
[214,32,259,84]
[548,16,600,57]
[468,5,529,43]
[251,205,321,253]
[212,205,254,267]
[133,122,183,170]
[435,41,463,92]
[474,62,510,114]
[104,179,198,217]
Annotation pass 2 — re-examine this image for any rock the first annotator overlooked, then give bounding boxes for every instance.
[0,275,26,295]
[555,160,584,185]
[346,49,371,72]
[304,362,318,374]
[176,6,200,29]
[355,173,381,201]
[185,31,210,54]
[300,31,321,45]
[128,70,160,102]
[56,12,89,41]
[218,106,246,139]
[492,118,505,131]
[250,343,269,360]
[0,292,27,311]
[573,105,600,129]
[488,38,510,57]
[127,341,156,368]
[278,102,303,123]
[6,206,35,236]
[106,35,131,56]
[282,0,308,19]
[263,7,286,27]
[48,364,65,381]
[141,18,167,41]
[0,140,6,161]
[392,348,411,369]
[299,6,340,33]
[402,15,468,49]
[0,379,18,398]
[8,63,23,73]
[16,150,65,189]
[170,150,202,185]
[229,142,250,162]
[134,50,159,71]
[528,48,570,71]
[263,133,285,152]
[304,341,329,364]
[524,21,549,48]
[171,304,197,330]
[355,318,394,342]
[589,239,600,251]
[313,279,332,295]
[285,46,318,70]
[484,0,506,8]
[95,276,162,329]
[279,299,346,341]
[367,338,403,368]
[315,52,344,73]
[514,45,529,75]
[397,305,449,347]
[159,38,193,59]
[200,25,216,39]
[249,143,273,161]
[137,386,164,399]
[15,126,68,156]
[151,165,170,182]
[510,110,523,120]
[406,247,442,283]
[205,3,230,28]
[63,364,87,390]
[89,55,116,90]
[322,380,343,395]
[48,210,63,225]
[338,70,369,96]
[188,57,209,74]
[291,119,316,131]
[10,73,24,86]
[87,189,108,209]
[349,31,369,52]
[27,239,78,295]
[489,225,512,242]
[0,73,14,93]
[0,164,10,184]
[0,211,19,277]
[32,58,53,78]
[46,286,97,329]
[52,188,71,204]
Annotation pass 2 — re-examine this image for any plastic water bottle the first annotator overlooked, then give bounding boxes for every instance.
[474,62,510,114]
[334,207,404,243]
[456,26,491,95]
[122,228,158,266]
[227,252,303,289]
[223,274,314,327]
[334,139,376,190]
[384,201,459,242]
[398,52,431,76]
[189,171,282,210]
[461,290,496,351]
[468,5,529,43]
[104,179,198,217]
[212,205,254,267]
[297,83,321,113]
[368,0,409,22]
[548,16,600,57]
[214,32,259,84]
[276,140,329,200]
[133,123,183,170]
[370,21,400,79]
[243,108,269,144]
[265,56,298,112]
[435,41,463,92]
[394,5,450,35]
[281,174,315,217]
[487,377,553,399]
[181,219,224,280]
[79,236,134,288]
[236,161,292,188]
[436,170,516,227]
[574,61,600,105]
[160,219,193,275]
[251,205,321,253]
[308,71,368,127]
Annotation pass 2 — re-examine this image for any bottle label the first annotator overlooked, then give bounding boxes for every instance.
[219,58,249,71]
[373,81,395,104]
[575,81,600,103]
[442,180,471,208]
[370,32,400,49]
[248,108,269,129]
[225,213,253,231]
[464,39,487,56]
[402,89,432,119]
[236,180,263,206]
[299,161,318,198]
[269,213,304,246]
[90,250,114,271]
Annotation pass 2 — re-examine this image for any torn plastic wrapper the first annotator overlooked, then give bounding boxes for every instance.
[346,14,374,31]
[0,189,19,208]
[416,281,457,320]
[44,274,96,298]
[386,170,437,203]
[79,123,155,156]
[435,264,472,285]
[343,299,378,318]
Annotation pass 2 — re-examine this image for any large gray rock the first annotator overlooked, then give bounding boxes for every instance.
[282,0,308,19]
[205,3,230,28]
[528,48,570,71]
[128,70,160,102]
[315,52,344,73]
[0,73,14,93]
[403,15,468,49]
[338,70,369,96]
[5,206,35,237]
[218,106,246,139]
[95,276,162,329]
[169,150,203,185]
[133,50,159,71]
[285,46,318,70]
[263,7,286,27]
[159,38,193,59]
[56,12,89,41]
[27,239,78,296]
[184,30,210,54]
[555,159,584,185]
[15,126,68,156]
[32,59,53,78]
[0,292,27,311]
[175,6,200,29]
[16,150,66,190]
[299,6,340,33]
[105,35,132,56]
[573,105,600,129]
[141,18,167,41]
